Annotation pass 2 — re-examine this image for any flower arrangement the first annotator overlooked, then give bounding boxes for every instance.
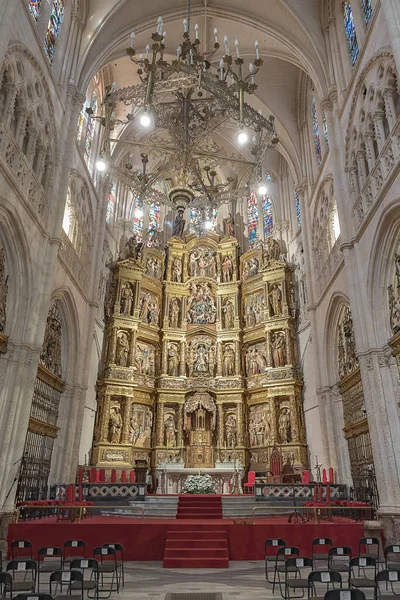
[182,474,216,494]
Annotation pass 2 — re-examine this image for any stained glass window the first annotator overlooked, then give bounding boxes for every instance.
[149,203,160,231]
[343,1,359,67]
[206,206,218,232]
[248,191,259,248]
[29,0,41,21]
[294,189,301,228]
[106,184,116,224]
[312,97,322,167]
[323,116,329,148]
[262,194,274,238]
[84,93,97,166]
[76,106,85,143]
[189,207,202,234]
[264,171,272,181]
[43,0,65,64]
[132,196,144,241]
[361,0,373,24]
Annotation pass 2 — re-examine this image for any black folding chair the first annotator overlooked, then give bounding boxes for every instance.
[284,557,313,599]
[0,572,13,600]
[14,595,54,600]
[312,538,333,570]
[11,541,33,561]
[324,589,366,600]
[359,538,381,562]
[63,540,86,565]
[375,569,400,599]
[102,544,125,587]
[69,559,99,600]
[308,570,342,600]
[37,547,63,590]
[273,546,300,596]
[6,560,37,594]
[265,538,286,582]
[385,546,400,571]
[93,547,119,597]
[328,548,352,574]
[348,556,377,590]
[49,570,84,600]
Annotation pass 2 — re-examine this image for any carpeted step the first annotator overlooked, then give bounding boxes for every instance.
[163,557,229,568]
[165,539,227,549]
[177,506,223,513]
[166,530,227,540]
[177,513,223,519]
[164,548,229,559]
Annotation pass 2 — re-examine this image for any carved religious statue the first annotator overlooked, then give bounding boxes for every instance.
[129,416,140,445]
[140,292,159,325]
[122,234,143,263]
[169,297,180,329]
[279,408,291,443]
[187,282,217,324]
[223,213,234,238]
[148,300,159,326]
[225,414,237,448]
[168,343,180,376]
[222,298,235,329]
[189,248,217,279]
[208,344,216,377]
[146,256,162,280]
[116,331,129,366]
[263,237,282,264]
[222,345,235,376]
[109,404,123,443]
[172,256,182,282]
[272,332,286,367]
[246,345,267,376]
[221,255,233,283]
[172,210,186,238]
[268,283,283,316]
[243,257,259,281]
[120,282,134,316]
[40,303,62,378]
[134,342,155,376]
[164,414,177,447]
[0,248,8,332]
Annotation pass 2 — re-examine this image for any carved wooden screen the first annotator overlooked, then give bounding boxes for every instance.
[17,302,64,501]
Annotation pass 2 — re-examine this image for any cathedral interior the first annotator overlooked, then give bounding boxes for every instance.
[1,0,400,548]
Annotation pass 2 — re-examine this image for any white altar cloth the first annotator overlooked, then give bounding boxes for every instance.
[155,463,243,494]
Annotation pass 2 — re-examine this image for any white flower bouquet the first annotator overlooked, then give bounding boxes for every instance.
[182,474,215,494]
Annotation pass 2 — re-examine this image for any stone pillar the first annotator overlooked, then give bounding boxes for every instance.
[379,0,400,75]
[25,129,38,166]
[14,108,28,147]
[364,133,376,171]
[383,90,397,131]
[373,112,387,153]
[0,3,19,67]
[2,84,17,130]
[356,150,368,188]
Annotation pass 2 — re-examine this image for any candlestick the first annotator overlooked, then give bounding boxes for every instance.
[145,44,150,59]
[224,35,229,56]
[183,18,188,33]
[195,24,199,39]
[234,39,240,58]
[214,28,218,43]
[255,39,259,59]
[130,32,135,49]
[177,45,182,59]
[162,31,166,44]
[157,16,163,36]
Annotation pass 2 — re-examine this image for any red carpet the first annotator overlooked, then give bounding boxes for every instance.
[8,515,370,565]
[176,494,223,519]
[163,529,229,568]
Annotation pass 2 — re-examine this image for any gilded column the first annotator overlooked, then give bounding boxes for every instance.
[218,404,224,448]
[237,402,244,446]
[122,398,131,443]
[285,328,292,366]
[109,327,118,363]
[234,340,240,374]
[217,342,223,376]
[290,395,299,442]
[128,330,137,366]
[266,331,272,367]
[101,395,112,442]
[157,402,164,445]
[179,341,186,376]
[162,341,168,374]
[177,405,183,447]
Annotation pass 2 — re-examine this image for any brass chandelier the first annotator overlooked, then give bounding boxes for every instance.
[92,2,278,216]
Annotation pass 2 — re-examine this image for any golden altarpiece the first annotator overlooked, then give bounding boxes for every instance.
[91,226,307,474]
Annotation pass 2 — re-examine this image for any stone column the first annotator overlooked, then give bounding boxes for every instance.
[2,84,17,130]
[25,129,38,167]
[289,395,299,443]
[237,402,244,446]
[373,112,387,153]
[383,90,398,130]
[102,395,112,442]
[364,133,376,171]
[379,0,400,74]
[0,2,19,67]
[14,108,28,147]
[356,150,368,189]
[177,405,183,448]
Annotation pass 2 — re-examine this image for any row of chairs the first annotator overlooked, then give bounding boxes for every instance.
[265,537,400,600]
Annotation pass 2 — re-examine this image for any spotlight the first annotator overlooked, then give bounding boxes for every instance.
[258,184,267,195]
[134,207,144,219]
[140,111,151,127]
[237,129,248,145]
[96,158,107,172]
[205,221,213,230]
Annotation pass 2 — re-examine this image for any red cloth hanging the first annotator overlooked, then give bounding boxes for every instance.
[111,469,117,483]
[121,470,127,482]
[90,467,97,482]
[99,469,106,482]
[322,469,328,483]
[130,470,135,482]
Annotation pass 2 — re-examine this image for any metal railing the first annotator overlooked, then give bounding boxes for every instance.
[251,503,376,524]
[15,504,145,524]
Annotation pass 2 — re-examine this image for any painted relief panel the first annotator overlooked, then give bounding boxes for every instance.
[187,282,216,324]
[188,247,217,279]
[134,342,156,376]
[249,403,272,447]
[244,291,265,327]
[129,404,153,448]
[245,342,267,376]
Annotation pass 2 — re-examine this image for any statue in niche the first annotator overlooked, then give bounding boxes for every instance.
[225,414,237,448]
[244,293,264,327]
[40,302,62,378]
[189,251,200,278]
[244,304,256,328]
[223,213,234,238]
[245,344,267,376]
[338,306,359,378]
[221,255,233,283]
[0,248,8,332]
[208,344,216,377]
[122,235,143,263]
[168,343,180,376]
[187,282,216,324]
[129,415,140,445]
[146,256,162,280]
[243,257,259,281]
[172,210,186,238]
[223,345,235,376]
[134,342,155,376]
[164,413,177,447]
[116,331,129,366]
[279,408,291,443]
[120,282,134,316]
[188,248,217,279]
[249,405,271,447]
[194,345,209,375]
[148,300,159,326]
[268,283,283,317]
[169,297,181,328]
[172,256,182,282]
[272,332,286,367]
[263,237,282,263]
[187,345,196,377]
[130,405,152,447]
[109,404,123,444]
[222,297,235,329]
